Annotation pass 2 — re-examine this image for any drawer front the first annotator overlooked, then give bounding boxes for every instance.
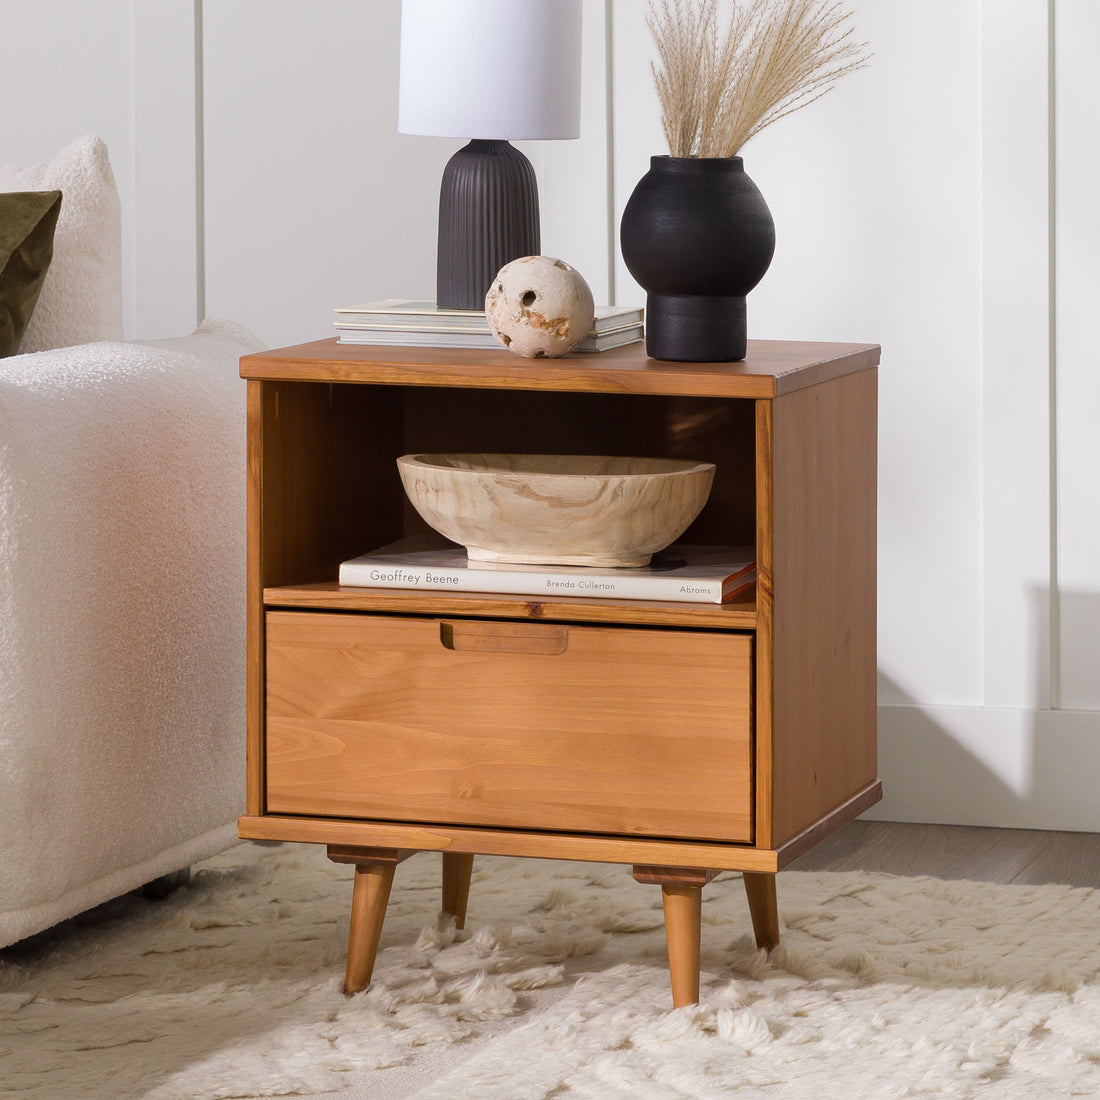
[265,611,753,842]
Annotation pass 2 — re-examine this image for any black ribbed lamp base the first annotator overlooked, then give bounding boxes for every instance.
[437,139,540,311]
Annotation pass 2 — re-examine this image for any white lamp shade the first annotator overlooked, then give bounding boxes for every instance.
[399,0,582,140]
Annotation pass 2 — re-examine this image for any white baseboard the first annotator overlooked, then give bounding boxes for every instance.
[867,703,1100,832]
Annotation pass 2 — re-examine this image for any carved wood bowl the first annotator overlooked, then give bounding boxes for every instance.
[396,453,716,567]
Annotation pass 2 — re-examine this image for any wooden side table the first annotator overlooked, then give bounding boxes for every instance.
[237,338,881,1007]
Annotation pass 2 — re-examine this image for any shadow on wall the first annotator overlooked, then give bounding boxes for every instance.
[869,587,1100,832]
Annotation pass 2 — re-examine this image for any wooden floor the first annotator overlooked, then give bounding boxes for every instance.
[790,819,1100,887]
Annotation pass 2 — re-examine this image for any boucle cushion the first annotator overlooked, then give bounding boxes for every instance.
[0,318,263,946]
[0,190,62,357]
[0,136,123,353]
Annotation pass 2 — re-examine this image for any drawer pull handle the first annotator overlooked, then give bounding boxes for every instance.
[439,621,569,655]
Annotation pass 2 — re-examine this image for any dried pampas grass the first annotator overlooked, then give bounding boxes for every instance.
[648,0,871,158]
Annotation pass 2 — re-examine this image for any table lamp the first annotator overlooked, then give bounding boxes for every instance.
[398,0,583,311]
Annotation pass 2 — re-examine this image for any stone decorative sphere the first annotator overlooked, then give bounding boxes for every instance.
[485,256,595,358]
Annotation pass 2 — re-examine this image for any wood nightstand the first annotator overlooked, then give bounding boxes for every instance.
[237,338,881,1007]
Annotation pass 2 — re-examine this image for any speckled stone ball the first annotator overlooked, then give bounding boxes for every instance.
[485,256,595,359]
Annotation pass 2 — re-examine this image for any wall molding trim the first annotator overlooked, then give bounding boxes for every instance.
[131,0,202,338]
[871,702,1100,832]
[980,0,1054,712]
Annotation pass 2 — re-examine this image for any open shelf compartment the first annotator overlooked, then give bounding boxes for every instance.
[253,382,760,626]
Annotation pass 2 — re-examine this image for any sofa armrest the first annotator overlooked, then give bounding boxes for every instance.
[0,319,262,944]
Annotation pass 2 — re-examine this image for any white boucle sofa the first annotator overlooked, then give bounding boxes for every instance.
[0,137,259,946]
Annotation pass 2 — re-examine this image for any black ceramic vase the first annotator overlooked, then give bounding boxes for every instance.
[620,156,775,362]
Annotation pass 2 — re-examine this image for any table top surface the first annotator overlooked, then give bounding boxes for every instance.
[241,338,880,399]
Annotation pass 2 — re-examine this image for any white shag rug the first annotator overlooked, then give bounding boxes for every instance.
[2,842,1100,1100]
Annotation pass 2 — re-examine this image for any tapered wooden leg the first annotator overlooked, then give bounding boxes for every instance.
[633,865,717,1008]
[327,846,414,995]
[742,871,780,951]
[662,884,703,1007]
[344,862,395,994]
[441,852,474,929]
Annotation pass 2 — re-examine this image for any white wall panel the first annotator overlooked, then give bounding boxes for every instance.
[1055,0,1100,710]
[0,0,200,339]
[874,703,1100,832]
[981,0,1053,711]
[609,0,986,708]
[6,0,1096,829]
[202,0,610,347]
[522,0,612,306]
[132,0,202,339]
[203,0,456,348]
[0,0,137,332]
[607,1,664,314]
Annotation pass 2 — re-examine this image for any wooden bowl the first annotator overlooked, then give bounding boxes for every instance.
[396,453,716,567]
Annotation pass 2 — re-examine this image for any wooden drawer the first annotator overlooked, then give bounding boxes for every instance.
[264,610,753,842]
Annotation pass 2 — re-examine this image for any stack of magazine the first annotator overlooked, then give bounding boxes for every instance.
[334,299,644,353]
[338,539,756,605]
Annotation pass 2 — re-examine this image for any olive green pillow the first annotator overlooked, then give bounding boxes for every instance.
[0,190,62,357]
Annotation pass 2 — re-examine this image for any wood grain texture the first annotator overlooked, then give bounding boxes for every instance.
[398,452,715,567]
[441,852,475,929]
[256,380,405,589]
[439,620,570,655]
[238,338,883,1006]
[632,867,719,887]
[240,788,881,873]
[245,381,265,815]
[342,862,396,995]
[753,397,775,846]
[326,847,416,868]
[771,781,883,868]
[254,381,762,596]
[401,389,759,552]
[240,343,881,892]
[742,872,780,951]
[264,610,754,842]
[263,583,757,630]
[238,812,782,870]
[762,370,879,848]
[1010,830,1100,887]
[661,884,703,1007]
[245,379,408,815]
[240,338,881,399]
[327,847,415,994]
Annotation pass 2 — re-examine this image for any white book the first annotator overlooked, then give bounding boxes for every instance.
[335,323,643,353]
[338,540,755,605]
[334,298,644,334]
